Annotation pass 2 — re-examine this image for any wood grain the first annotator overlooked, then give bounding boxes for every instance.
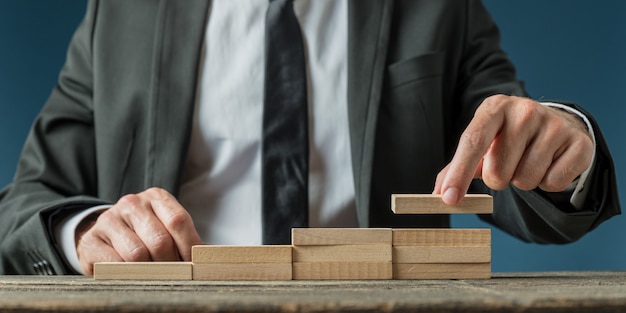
[192,263,292,281]
[192,245,292,264]
[393,263,491,279]
[292,228,392,245]
[392,194,493,214]
[93,262,193,280]
[392,229,491,246]
[292,245,392,263]
[293,262,392,280]
[393,246,491,263]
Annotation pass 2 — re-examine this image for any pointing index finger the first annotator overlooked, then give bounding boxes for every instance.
[439,104,504,204]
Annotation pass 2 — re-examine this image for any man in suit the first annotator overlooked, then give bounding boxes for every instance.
[0,0,620,275]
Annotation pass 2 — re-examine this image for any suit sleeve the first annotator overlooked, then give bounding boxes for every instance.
[460,0,621,243]
[0,0,109,274]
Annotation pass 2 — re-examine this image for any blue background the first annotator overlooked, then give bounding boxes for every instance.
[1,1,624,272]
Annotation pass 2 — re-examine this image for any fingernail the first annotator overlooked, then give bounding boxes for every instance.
[443,187,460,204]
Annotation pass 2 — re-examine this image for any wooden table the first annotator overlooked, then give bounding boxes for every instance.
[1,272,625,312]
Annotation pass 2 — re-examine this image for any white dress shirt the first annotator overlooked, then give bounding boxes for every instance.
[177,0,357,245]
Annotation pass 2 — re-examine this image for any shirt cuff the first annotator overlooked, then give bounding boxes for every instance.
[53,204,111,274]
[541,102,596,210]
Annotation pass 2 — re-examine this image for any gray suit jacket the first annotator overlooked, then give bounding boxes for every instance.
[0,0,620,274]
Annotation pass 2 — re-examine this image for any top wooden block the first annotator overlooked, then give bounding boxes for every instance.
[392,194,493,214]
[292,228,392,245]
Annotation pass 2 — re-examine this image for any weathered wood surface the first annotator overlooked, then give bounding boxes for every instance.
[1,272,626,312]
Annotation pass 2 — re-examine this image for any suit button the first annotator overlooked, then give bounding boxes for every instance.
[27,250,56,275]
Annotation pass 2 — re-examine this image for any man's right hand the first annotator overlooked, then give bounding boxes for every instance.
[75,187,202,275]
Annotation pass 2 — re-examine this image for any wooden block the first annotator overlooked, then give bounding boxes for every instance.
[94,262,192,280]
[192,263,292,280]
[392,229,491,246]
[292,228,392,246]
[393,263,491,279]
[392,194,493,214]
[293,262,392,280]
[192,245,292,264]
[393,246,491,263]
[292,245,392,263]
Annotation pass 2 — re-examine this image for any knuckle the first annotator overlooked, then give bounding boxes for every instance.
[128,245,150,261]
[481,160,511,190]
[96,210,116,226]
[569,147,593,174]
[478,95,504,115]
[80,225,99,241]
[511,177,537,191]
[116,193,142,208]
[516,99,540,122]
[548,114,568,133]
[541,181,568,193]
[574,136,594,158]
[150,232,175,254]
[488,178,510,190]
[144,187,172,200]
[485,94,508,105]
[543,121,565,143]
[482,94,528,112]
[510,162,545,191]
[541,174,571,192]
[481,172,510,190]
[163,211,191,232]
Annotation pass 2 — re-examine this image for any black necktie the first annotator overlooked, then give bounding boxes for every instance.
[262,0,309,244]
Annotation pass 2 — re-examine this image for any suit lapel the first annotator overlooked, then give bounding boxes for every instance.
[146,0,211,194]
[347,0,393,227]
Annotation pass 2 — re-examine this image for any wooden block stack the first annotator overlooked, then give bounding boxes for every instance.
[291,228,392,279]
[391,194,493,279]
[392,229,491,279]
[93,194,493,281]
